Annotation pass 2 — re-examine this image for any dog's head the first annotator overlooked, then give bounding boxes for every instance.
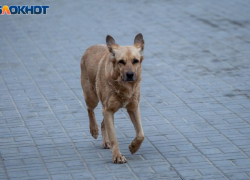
[106,33,144,82]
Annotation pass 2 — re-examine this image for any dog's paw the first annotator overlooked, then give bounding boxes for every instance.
[90,125,99,139]
[113,154,127,164]
[129,143,139,154]
[129,137,144,154]
[102,142,110,149]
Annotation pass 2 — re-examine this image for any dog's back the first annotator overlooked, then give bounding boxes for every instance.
[80,44,108,90]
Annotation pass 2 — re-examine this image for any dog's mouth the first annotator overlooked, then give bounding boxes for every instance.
[125,79,136,82]
[121,75,136,82]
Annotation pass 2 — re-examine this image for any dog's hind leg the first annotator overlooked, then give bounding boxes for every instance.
[101,119,110,148]
[86,103,99,139]
[81,72,99,139]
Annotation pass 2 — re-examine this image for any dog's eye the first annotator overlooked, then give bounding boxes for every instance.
[133,59,139,64]
[118,60,125,65]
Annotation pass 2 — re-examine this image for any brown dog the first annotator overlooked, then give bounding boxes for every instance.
[80,34,145,163]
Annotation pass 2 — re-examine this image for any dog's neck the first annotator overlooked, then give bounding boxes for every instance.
[108,78,140,100]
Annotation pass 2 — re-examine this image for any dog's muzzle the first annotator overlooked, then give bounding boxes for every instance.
[124,71,135,82]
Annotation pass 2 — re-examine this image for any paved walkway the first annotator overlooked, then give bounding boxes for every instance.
[1,0,250,179]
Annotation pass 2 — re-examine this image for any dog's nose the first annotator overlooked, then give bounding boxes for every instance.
[126,71,134,79]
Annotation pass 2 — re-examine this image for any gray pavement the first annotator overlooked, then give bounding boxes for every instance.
[0,0,250,179]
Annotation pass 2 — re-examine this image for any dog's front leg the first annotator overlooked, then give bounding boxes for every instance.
[127,107,145,154]
[103,109,127,163]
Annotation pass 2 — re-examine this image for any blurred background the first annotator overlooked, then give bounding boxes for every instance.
[0,0,250,180]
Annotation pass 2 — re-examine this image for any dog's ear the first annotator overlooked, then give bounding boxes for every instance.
[134,33,144,53]
[106,35,117,56]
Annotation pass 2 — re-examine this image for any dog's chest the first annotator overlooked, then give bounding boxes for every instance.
[117,92,136,108]
[111,89,132,108]
[121,100,129,108]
